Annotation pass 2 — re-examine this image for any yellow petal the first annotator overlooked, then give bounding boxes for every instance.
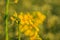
[24,14,29,20]
[18,12,24,20]
[20,25,29,32]
[10,17,15,21]
[24,30,31,36]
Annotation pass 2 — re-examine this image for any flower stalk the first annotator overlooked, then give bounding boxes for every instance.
[5,0,9,40]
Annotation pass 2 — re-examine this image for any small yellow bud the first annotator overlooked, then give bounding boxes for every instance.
[24,29,34,36]
[20,25,29,32]
[13,12,17,17]
[10,17,15,21]
[14,0,18,3]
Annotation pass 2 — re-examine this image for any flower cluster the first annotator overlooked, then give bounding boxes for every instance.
[10,11,46,40]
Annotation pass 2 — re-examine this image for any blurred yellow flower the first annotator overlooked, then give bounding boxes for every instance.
[10,16,15,21]
[29,20,33,25]
[20,25,29,32]
[13,12,17,17]
[10,12,18,23]
[36,11,46,22]
[27,12,33,20]
[18,12,24,20]
[14,0,18,3]
[24,14,29,20]
[24,29,34,37]
[11,11,46,40]
[30,32,38,40]
[30,32,42,40]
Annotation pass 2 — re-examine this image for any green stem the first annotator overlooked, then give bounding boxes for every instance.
[18,23,20,40]
[5,0,9,40]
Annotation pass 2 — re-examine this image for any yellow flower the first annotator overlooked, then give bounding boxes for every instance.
[16,20,18,23]
[24,14,29,21]
[25,20,29,25]
[30,31,38,40]
[10,12,18,23]
[29,20,33,25]
[36,11,42,17]
[33,19,39,25]
[20,25,29,32]
[10,16,15,21]
[13,12,17,17]
[18,12,24,20]
[35,19,43,25]
[34,27,39,32]
[40,15,46,22]
[24,29,31,36]
[24,29,34,36]
[30,31,42,40]
[36,11,46,22]
[12,12,46,40]
[20,20,25,24]
[14,0,18,3]
[27,12,33,20]
[18,12,25,24]
[29,25,33,29]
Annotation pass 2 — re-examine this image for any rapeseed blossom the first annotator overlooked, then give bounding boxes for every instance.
[10,11,46,40]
